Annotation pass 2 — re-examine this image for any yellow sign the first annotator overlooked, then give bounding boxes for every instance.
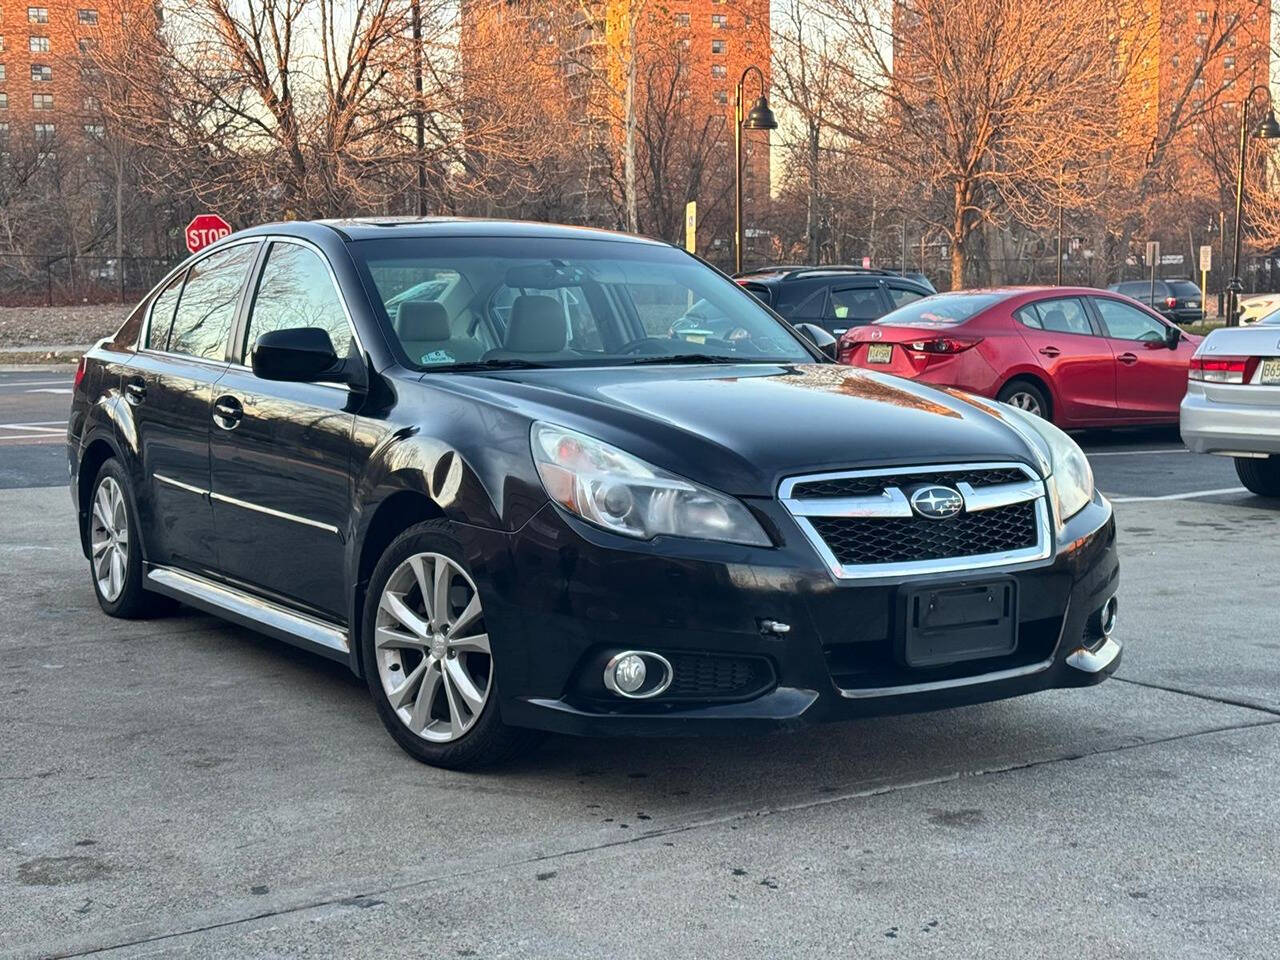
[685,201,697,253]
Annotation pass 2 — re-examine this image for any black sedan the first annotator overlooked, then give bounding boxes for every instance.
[68,218,1121,769]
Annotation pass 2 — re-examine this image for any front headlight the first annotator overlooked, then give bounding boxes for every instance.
[530,422,770,546]
[998,404,1095,523]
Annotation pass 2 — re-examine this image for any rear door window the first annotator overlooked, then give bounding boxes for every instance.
[167,243,259,361]
[1023,297,1095,335]
[828,285,886,325]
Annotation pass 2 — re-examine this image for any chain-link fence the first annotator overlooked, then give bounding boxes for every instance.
[0,254,182,307]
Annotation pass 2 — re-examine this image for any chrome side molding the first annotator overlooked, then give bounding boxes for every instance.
[145,565,349,661]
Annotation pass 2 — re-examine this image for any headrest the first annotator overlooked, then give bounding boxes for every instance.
[506,295,567,353]
[396,300,451,342]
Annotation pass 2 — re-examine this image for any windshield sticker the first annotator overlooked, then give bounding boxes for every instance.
[421,350,456,365]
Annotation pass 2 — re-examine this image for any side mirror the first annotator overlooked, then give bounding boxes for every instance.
[1165,325,1182,349]
[794,322,838,360]
[252,327,343,382]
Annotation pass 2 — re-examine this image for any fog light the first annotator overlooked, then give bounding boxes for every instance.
[1101,596,1118,638]
[612,654,647,693]
[602,650,673,699]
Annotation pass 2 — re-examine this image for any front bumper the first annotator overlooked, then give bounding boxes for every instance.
[474,491,1120,737]
[1181,382,1280,456]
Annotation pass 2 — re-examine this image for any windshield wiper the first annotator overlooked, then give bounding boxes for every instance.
[430,358,552,372]
[621,353,758,366]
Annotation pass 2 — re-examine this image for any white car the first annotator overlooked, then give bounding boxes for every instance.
[1237,293,1280,325]
[1181,313,1280,495]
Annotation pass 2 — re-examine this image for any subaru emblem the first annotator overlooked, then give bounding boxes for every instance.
[909,485,964,520]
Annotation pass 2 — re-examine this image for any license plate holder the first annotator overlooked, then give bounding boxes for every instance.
[1261,358,1280,385]
[897,579,1018,668]
[867,344,893,364]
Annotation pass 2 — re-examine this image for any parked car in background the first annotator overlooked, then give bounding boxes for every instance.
[1108,279,1204,323]
[1181,312,1280,495]
[733,266,934,336]
[1235,292,1280,325]
[840,287,1201,428]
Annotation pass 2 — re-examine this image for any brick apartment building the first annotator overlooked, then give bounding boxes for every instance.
[1121,0,1271,162]
[0,0,155,156]
[462,0,771,237]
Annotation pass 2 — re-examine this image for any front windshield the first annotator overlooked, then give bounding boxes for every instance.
[352,236,815,369]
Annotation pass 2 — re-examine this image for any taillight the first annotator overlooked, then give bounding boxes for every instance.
[1165,296,1177,309]
[1188,355,1259,383]
[73,356,87,391]
[902,336,982,355]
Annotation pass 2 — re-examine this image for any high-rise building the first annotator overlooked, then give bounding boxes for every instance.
[0,0,158,157]
[461,0,771,236]
[1120,0,1271,165]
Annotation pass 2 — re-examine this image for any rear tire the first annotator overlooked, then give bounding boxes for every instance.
[87,458,175,619]
[361,519,542,770]
[1234,456,1280,496]
[997,379,1051,422]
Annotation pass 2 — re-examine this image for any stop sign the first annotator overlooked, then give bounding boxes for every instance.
[185,214,232,254]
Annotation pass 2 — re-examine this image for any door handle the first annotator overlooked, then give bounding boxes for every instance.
[1038,347,1061,358]
[212,394,243,430]
[1118,353,1138,365]
[124,378,146,404]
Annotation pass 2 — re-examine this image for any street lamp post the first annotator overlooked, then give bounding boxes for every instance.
[734,65,778,275]
[1226,84,1280,325]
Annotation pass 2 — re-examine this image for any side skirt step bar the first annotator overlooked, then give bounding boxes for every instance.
[145,565,350,664]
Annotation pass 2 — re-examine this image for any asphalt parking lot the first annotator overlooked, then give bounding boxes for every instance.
[2,368,1278,959]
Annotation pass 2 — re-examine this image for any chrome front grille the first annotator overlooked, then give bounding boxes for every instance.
[780,462,1052,579]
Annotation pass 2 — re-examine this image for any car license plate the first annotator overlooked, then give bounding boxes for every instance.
[867,344,893,364]
[898,580,1017,668]
[1261,358,1280,384]
[1187,300,1199,309]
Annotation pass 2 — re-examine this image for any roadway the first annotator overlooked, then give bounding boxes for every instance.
[2,368,1277,958]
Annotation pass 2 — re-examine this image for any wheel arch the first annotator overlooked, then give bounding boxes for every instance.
[997,370,1056,422]
[75,433,127,558]
[348,485,447,675]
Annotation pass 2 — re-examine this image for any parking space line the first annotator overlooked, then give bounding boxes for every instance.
[1085,448,1189,458]
[0,379,71,388]
[1109,486,1247,503]
[0,422,66,434]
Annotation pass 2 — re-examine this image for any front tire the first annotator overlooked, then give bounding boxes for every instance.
[361,520,540,770]
[1235,456,1280,496]
[87,458,173,618]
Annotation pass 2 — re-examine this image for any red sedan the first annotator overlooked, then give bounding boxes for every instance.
[838,287,1201,427]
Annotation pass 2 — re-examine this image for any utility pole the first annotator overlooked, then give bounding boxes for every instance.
[411,0,427,217]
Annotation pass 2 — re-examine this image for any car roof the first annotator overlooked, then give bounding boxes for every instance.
[230,216,670,246]
[737,265,929,285]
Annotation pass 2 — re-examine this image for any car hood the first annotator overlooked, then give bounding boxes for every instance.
[430,363,1043,497]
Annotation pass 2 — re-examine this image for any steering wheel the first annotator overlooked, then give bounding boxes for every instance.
[617,336,679,355]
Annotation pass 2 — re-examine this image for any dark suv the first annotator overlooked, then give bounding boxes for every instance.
[735,266,935,336]
[1108,279,1204,323]
[68,219,1121,770]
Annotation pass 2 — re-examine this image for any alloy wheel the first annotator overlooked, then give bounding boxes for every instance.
[373,552,492,743]
[1006,391,1044,418]
[90,476,129,602]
